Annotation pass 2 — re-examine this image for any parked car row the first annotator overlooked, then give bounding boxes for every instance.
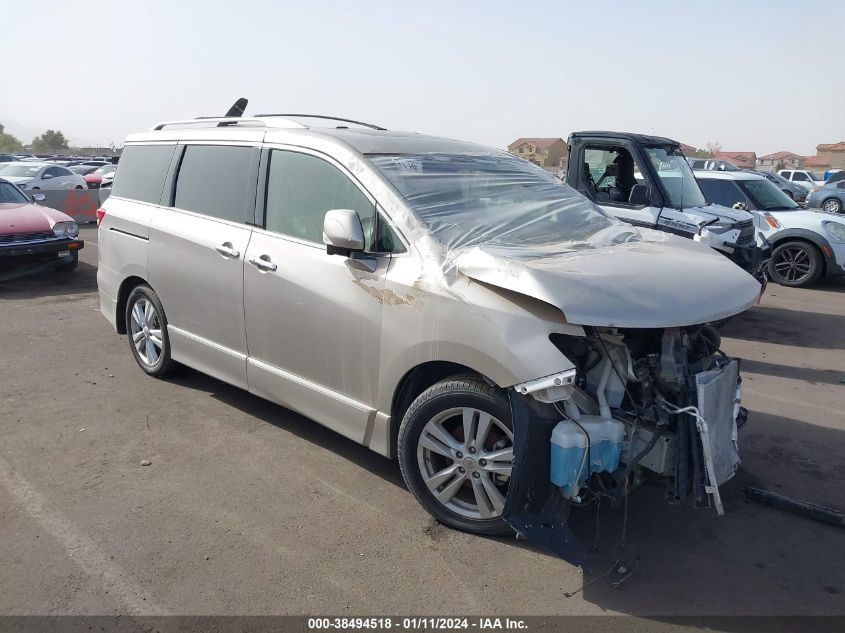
[0,161,117,191]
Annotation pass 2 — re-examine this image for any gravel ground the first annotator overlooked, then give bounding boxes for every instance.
[1,226,843,619]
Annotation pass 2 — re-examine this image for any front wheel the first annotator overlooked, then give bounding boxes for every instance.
[125,285,173,377]
[822,197,843,214]
[398,376,515,536]
[768,240,823,287]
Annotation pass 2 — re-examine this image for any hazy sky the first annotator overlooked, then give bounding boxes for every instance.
[2,0,843,155]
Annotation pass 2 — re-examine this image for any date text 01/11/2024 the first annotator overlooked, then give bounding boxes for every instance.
[307,617,528,630]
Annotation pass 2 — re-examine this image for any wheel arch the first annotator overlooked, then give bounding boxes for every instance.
[769,228,835,276]
[390,361,494,459]
[115,275,149,334]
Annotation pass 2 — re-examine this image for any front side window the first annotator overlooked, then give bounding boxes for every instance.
[264,150,377,249]
[644,147,707,208]
[0,181,28,203]
[111,144,176,204]
[174,145,258,222]
[793,172,809,181]
[582,146,649,205]
[698,179,746,208]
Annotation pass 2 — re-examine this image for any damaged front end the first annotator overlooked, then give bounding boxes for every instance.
[504,325,744,566]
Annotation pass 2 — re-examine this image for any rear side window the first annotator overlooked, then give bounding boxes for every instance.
[264,150,376,248]
[111,144,175,204]
[698,179,745,208]
[173,145,258,223]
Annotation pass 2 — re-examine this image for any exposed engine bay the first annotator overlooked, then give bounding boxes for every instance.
[504,325,745,566]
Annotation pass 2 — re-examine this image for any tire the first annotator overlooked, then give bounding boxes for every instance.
[398,375,515,536]
[822,197,842,214]
[125,285,173,377]
[768,240,823,288]
[55,251,78,272]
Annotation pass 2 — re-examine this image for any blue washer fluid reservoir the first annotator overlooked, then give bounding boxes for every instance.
[550,416,627,499]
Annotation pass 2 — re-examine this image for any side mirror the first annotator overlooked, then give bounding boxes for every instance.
[31,193,46,203]
[323,209,378,273]
[628,184,650,206]
[323,209,365,254]
[41,173,54,180]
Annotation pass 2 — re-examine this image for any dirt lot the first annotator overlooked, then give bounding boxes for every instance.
[1,225,844,619]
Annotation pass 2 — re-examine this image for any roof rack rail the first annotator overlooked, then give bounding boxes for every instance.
[151,117,307,131]
[254,114,387,131]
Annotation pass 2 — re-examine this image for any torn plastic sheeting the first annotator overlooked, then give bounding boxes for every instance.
[367,152,640,264]
[368,152,762,328]
[501,391,586,567]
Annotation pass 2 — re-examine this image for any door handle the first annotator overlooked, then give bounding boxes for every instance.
[215,243,241,258]
[249,255,277,272]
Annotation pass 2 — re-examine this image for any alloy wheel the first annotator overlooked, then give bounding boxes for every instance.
[823,198,842,213]
[772,246,813,284]
[416,407,513,520]
[129,297,163,366]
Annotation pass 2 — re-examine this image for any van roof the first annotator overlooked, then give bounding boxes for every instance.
[126,118,503,156]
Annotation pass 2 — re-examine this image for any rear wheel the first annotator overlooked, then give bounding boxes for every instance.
[822,197,842,214]
[125,285,173,377]
[768,240,823,288]
[398,376,514,536]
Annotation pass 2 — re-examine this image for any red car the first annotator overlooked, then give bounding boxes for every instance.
[84,164,117,189]
[0,178,84,280]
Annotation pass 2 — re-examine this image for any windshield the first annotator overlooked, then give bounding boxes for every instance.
[807,172,821,181]
[738,178,799,211]
[0,181,29,204]
[367,153,634,254]
[0,164,42,177]
[644,147,707,208]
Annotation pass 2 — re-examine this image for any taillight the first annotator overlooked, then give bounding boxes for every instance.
[96,208,106,227]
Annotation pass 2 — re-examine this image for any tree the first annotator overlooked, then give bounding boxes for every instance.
[705,141,722,157]
[31,129,70,153]
[0,123,23,153]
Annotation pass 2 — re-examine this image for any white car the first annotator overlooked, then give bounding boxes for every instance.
[0,162,88,191]
[696,170,845,287]
[777,169,826,191]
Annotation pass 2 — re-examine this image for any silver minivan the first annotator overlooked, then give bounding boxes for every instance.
[97,114,761,557]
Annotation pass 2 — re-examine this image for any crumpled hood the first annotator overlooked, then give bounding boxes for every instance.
[455,233,762,328]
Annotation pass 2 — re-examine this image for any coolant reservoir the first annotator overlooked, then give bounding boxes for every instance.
[550,416,626,499]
